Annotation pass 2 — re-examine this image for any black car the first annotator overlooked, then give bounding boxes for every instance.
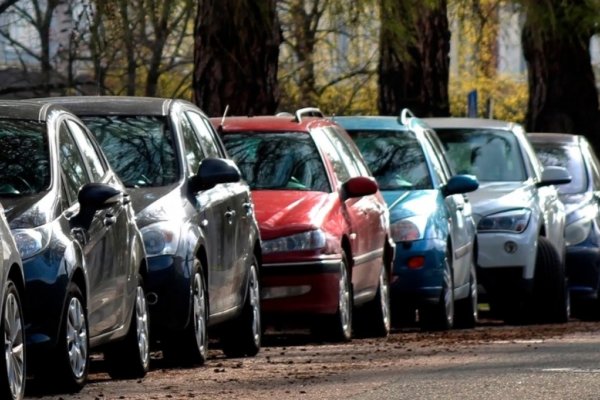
[37,96,263,363]
[0,203,26,400]
[0,101,149,391]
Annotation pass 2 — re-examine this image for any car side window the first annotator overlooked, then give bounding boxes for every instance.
[425,130,453,178]
[59,122,90,205]
[179,114,206,175]
[66,120,106,182]
[313,129,351,183]
[186,111,222,158]
[323,128,362,178]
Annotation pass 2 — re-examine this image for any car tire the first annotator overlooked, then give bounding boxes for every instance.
[420,250,454,331]
[0,280,25,400]
[163,263,208,366]
[221,256,261,358]
[38,282,88,393]
[454,259,478,329]
[104,274,150,379]
[354,264,390,338]
[533,236,569,323]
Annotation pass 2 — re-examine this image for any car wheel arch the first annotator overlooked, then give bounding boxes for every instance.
[7,263,25,301]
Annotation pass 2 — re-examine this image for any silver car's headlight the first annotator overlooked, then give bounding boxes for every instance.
[390,216,428,242]
[262,230,326,254]
[477,209,531,233]
[141,221,181,256]
[565,218,592,246]
[12,224,52,259]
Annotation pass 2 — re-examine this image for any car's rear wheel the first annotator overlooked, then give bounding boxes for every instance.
[454,258,478,329]
[163,264,208,366]
[0,280,25,400]
[420,250,454,331]
[354,264,390,338]
[105,274,150,378]
[533,236,569,323]
[221,256,261,357]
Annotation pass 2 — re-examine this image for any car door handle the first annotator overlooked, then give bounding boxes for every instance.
[243,202,253,215]
[457,203,464,211]
[225,210,237,219]
[104,213,117,226]
[123,193,131,205]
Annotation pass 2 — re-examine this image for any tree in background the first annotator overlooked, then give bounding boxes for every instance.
[521,0,600,146]
[193,0,281,116]
[277,0,379,115]
[378,0,450,117]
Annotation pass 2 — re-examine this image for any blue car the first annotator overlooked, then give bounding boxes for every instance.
[529,133,600,319]
[336,112,479,330]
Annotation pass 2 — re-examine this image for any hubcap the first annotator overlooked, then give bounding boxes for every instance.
[338,265,351,337]
[249,264,261,346]
[66,296,87,379]
[135,286,150,368]
[4,291,24,399]
[192,273,207,357]
[379,268,391,333]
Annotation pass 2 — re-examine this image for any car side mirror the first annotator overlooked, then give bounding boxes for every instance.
[341,176,378,200]
[537,166,571,187]
[442,174,479,197]
[71,183,123,230]
[189,157,241,193]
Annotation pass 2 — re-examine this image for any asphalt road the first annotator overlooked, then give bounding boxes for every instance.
[25,320,600,400]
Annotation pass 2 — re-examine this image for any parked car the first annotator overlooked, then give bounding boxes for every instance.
[0,101,148,391]
[426,118,571,323]
[215,108,395,341]
[336,112,479,330]
[0,203,26,400]
[34,96,262,363]
[528,133,600,318]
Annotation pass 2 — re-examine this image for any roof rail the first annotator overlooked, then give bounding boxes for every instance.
[276,112,293,117]
[399,108,416,126]
[295,107,324,122]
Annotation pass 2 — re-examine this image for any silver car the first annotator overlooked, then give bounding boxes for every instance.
[426,118,571,324]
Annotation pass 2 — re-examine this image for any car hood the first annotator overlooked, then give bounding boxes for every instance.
[382,190,439,221]
[467,181,535,218]
[1,191,59,229]
[251,190,333,240]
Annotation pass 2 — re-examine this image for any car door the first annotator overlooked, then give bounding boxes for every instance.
[177,110,235,314]
[58,119,119,337]
[186,110,249,310]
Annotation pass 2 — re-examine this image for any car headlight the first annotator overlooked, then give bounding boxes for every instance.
[141,221,181,256]
[477,209,531,233]
[565,218,592,246]
[12,224,52,260]
[390,216,428,242]
[262,230,326,254]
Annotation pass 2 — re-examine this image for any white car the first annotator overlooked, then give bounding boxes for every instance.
[425,118,571,323]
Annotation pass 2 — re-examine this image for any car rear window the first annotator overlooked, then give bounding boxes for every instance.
[0,119,50,195]
[221,131,330,192]
[531,142,588,194]
[436,128,527,182]
[81,115,179,187]
[347,130,433,190]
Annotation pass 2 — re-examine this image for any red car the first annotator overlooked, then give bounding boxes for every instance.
[214,108,394,341]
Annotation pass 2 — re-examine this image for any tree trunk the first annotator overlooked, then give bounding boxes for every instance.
[522,1,600,150]
[193,0,281,116]
[378,0,450,117]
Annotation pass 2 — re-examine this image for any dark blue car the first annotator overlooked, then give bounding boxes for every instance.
[529,133,600,319]
[337,112,479,330]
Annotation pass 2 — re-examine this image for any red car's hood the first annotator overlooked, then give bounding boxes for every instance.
[252,190,333,240]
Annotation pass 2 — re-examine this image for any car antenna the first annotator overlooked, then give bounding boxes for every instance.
[218,105,229,132]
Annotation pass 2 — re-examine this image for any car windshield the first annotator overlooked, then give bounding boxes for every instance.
[221,132,330,191]
[0,119,50,196]
[81,116,179,187]
[436,128,527,182]
[347,130,432,190]
[531,142,588,194]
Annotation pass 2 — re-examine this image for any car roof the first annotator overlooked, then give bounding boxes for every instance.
[214,108,338,133]
[0,100,68,121]
[424,117,518,131]
[333,116,413,131]
[28,96,189,117]
[527,132,582,145]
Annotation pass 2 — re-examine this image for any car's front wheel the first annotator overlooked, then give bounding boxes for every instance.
[104,274,150,378]
[0,280,25,400]
[533,236,569,323]
[354,264,390,338]
[221,256,261,357]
